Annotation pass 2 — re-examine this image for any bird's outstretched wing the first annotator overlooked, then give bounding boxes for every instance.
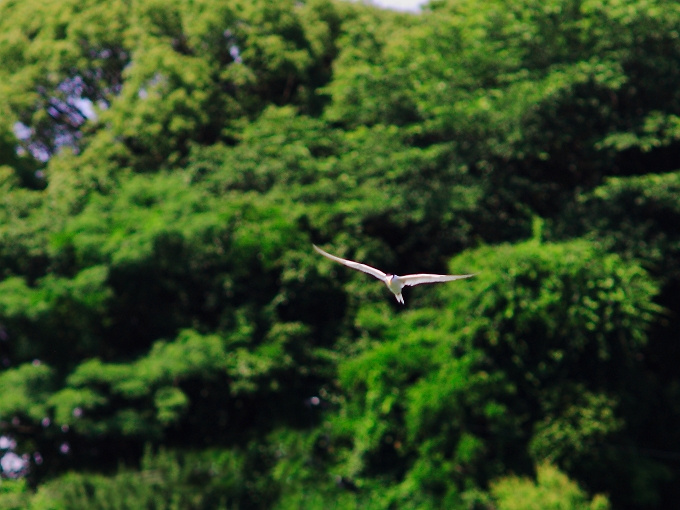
[313,245,387,281]
[399,273,476,286]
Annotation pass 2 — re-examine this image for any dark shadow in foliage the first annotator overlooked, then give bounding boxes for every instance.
[551,171,680,508]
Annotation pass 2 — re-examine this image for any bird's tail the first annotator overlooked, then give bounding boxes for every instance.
[395,293,404,304]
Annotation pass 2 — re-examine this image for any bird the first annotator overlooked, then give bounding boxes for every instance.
[313,245,475,304]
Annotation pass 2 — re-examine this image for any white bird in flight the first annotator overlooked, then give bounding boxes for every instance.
[313,245,475,304]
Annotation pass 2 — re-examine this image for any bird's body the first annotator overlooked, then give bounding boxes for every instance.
[313,245,475,304]
[385,275,403,303]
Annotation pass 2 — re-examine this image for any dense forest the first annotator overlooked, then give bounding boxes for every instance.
[1,0,680,508]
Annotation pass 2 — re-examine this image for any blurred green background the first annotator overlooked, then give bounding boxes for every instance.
[1,0,680,508]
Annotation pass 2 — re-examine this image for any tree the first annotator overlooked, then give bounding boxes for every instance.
[1,0,679,508]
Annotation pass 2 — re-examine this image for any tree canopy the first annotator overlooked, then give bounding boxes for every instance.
[1,0,680,508]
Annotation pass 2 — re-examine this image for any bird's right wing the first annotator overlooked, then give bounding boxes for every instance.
[400,273,476,286]
[313,245,387,281]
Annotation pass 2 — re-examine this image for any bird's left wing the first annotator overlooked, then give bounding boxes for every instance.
[313,245,387,281]
[400,273,476,286]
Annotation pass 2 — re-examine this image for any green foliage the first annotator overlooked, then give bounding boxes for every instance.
[491,462,610,510]
[324,240,658,508]
[29,447,255,510]
[0,0,679,508]
[562,171,680,280]
[0,479,34,510]
[0,0,342,179]
[0,363,53,422]
[530,391,622,469]
[327,0,680,220]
